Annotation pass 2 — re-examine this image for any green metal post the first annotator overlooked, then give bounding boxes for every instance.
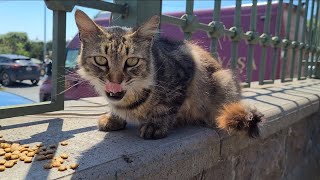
[51,10,66,107]
[307,0,316,77]
[245,0,258,87]
[210,0,221,59]
[289,0,302,79]
[311,0,320,77]
[184,0,194,40]
[299,0,309,79]
[281,0,293,82]
[259,0,272,85]
[230,0,242,70]
[271,0,283,82]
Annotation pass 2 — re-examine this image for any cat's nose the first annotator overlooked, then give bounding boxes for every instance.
[107,73,123,84]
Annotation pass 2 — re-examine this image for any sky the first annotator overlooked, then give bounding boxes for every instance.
[0,0,309,42]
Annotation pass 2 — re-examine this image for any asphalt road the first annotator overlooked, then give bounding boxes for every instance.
[1,79,43,103]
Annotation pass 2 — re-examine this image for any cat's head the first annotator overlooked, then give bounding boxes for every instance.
[74,10,159,105]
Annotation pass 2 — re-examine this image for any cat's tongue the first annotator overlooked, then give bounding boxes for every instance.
[105,82,122,93]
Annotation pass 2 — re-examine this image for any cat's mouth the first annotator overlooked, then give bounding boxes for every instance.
[106,91,126,101]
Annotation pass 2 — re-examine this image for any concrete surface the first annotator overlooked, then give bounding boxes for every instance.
[0,79,320,180]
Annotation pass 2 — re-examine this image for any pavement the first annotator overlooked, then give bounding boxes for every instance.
[1,79,44,103]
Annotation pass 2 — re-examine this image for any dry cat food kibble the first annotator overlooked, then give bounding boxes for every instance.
[60,141,68,146]
[46,154,54,159]
[69,163,79,170]
[49,145,56,149]
[43,163,52,169]
[10,154,19,160]
[12,151,20,155]
[36,155,46,161]
[4,153,11,160]
[53,157,64,164]
[38,151,46,155]
[36,144,43,147]
[24,157,33,163]
[4,161,14,168]
[4,148,11,153]
[27,152,35,157]
[58,165,67,171]
[0,150,5,156]
[60,153,68,159]
[0,139,77,173]
[19,155,26,161]
[46,149,55,154]
[51,161,61,167]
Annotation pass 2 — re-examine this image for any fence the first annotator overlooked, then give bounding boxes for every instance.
[0,0,319,119]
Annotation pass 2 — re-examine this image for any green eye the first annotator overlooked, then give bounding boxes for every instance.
[126,58,139,67]
[94,56,108,66]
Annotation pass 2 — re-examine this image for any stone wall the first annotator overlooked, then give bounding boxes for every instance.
[2,80,320,180]
[193,112,320,180]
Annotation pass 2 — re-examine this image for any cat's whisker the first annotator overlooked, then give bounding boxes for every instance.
[57,81,84,95]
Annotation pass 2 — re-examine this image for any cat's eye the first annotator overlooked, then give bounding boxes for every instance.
[126,58,139,67]
[94,56,108,66]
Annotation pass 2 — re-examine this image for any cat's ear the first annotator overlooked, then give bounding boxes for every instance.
[75,9,102,41]
[131,15,160,39]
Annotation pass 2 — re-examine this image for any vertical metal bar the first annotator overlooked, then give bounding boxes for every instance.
[259,0,272,85]
[51,10,66,107]
[299,0,309,79]
[311,0,320,77]
[246,0,257,87]
[210,0,221,59]
[43,4,47,62]
[271,0,283,82]
[281,0,293,82]
[289,0,302,79]
[230,0,241,70]
[307,0,316,77]
[184,0,194,40]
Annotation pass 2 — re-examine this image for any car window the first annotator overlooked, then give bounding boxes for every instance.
[13,59,31,65]
[65,50,79,68]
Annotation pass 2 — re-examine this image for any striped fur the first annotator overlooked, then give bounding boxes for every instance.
[75,10,264,139]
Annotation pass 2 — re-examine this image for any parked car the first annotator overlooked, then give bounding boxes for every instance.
[40,60,98,102]
[0,90,34,106]
[0,54,41,86]
[40,2,304,101]
[31,58,46,76]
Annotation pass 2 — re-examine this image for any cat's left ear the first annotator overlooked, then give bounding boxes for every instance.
[131,15,160,39]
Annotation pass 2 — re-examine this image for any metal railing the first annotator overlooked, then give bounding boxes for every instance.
[0,0,319,119]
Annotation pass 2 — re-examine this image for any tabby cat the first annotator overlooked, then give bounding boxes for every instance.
[75,10,264,139]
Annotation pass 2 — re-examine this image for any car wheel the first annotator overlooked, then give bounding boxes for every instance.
[1,72,12,86]
[31,80,39,86]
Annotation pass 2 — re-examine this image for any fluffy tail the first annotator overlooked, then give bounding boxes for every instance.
[216,102,264,137]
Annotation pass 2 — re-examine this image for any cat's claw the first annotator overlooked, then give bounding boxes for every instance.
[139,122,168,139]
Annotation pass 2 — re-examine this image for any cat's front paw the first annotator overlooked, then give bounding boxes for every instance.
[139,122,168,139]
[98,114,127,132]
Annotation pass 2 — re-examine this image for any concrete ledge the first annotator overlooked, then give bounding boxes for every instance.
[0,79,320,179]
